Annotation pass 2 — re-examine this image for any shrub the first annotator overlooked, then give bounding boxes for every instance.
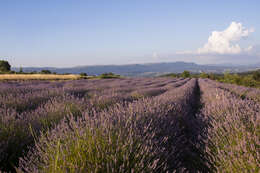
[40,70,52,74]
[199,72,209,78]
[99,72,120,79]
[79,72,87,77]
[252,71,260,81]
[181,70,190,78]
[0,60,11,72]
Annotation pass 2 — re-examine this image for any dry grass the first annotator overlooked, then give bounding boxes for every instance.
[0,74,82,80]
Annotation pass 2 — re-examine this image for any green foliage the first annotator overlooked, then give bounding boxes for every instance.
[252,70,260,81]
[41,70,52,74]
[181,70,191,78]
[29,71,37,74]
[199,72,209,78]
[79,72,87,77]
[198,71,260,88]
[99,72,120,79]
[32,127,152,173]
[160,73,178,77]
[0,60,11,72]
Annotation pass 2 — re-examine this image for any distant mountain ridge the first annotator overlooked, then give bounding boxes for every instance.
[12,62,260,77]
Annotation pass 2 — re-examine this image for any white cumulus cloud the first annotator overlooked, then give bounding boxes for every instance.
[198,22,254,54]
[150,22,259,64]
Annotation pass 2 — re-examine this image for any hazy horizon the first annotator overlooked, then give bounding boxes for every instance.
[11,61,260,69]
[1,0,260,67]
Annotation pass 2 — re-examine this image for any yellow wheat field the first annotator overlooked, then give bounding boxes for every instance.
[0,74,82,80]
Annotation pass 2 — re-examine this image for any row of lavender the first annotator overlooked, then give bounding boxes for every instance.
[0,77,183,112]
[0,78,188,172]
[204,78,260,103]
[198,79,259,172]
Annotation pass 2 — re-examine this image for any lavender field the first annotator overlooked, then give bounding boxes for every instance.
[0,77,259,173]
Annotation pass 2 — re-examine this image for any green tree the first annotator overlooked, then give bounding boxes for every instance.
[80,72,87,77]
[181,70,190,78]
[100,72,120,79]
[41,70,52,74]
[0,60,11,72]
[223,71,233,82]
[252,71,260,81]
[199,72,209,78]
[233,74,242,85]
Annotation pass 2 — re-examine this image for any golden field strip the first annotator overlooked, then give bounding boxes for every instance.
[0,74,83,80]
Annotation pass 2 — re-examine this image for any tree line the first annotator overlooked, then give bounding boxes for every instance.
[0,60,88,75]
[163,70,260,88]
[0,60,123,78]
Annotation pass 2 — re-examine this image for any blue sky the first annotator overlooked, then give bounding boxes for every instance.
[0,0,260,67]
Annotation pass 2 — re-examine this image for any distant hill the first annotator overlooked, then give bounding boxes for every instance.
[12,62,260,77]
